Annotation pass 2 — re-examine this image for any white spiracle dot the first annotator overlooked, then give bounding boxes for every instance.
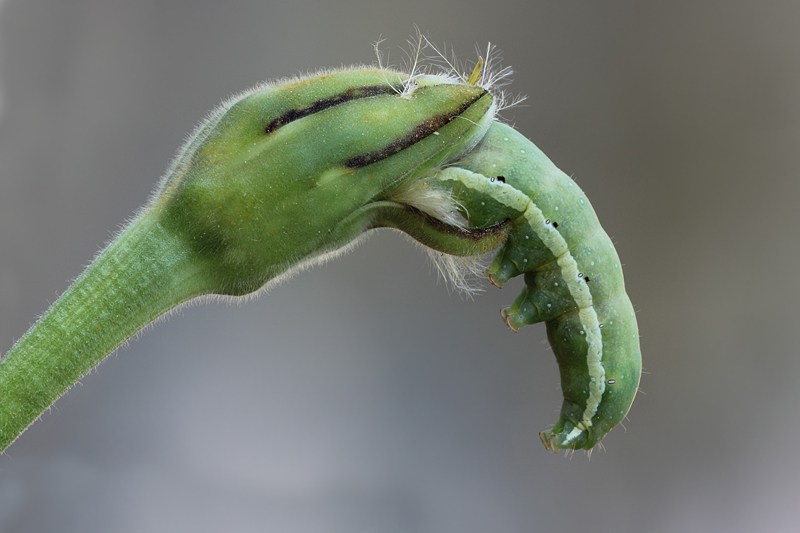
[504,137,509,141]
[580,330,585,335]
[521,149,526,153]
[481,202,485,205]
[547,303,551,308]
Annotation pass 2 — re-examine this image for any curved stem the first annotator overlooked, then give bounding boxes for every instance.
[0,211,209,451]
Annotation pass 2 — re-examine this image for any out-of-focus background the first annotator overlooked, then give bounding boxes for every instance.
[1,1,798,531]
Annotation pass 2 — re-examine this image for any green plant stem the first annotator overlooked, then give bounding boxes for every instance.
[0,210,208,450]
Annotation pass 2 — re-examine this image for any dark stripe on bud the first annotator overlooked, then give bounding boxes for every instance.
[344,89,487,168]
[398,205,509,243]
[265,85,397,134]
[370,203,510,258]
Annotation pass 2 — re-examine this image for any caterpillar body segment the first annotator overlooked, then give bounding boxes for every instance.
[430,122,641,451]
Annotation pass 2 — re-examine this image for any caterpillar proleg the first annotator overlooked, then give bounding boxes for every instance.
[0,41,640,454]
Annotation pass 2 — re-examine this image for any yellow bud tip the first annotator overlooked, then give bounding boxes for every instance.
[467,57,484,85]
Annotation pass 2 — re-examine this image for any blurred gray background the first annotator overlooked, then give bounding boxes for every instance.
[1,1,798,531]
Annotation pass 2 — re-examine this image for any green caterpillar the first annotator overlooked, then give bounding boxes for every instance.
[0,47,640,454]
[422,123,641,451]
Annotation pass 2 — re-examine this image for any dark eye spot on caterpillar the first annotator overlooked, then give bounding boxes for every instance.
[584,276,590,282]
[552,221,558,228]
[496,175,506,183]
